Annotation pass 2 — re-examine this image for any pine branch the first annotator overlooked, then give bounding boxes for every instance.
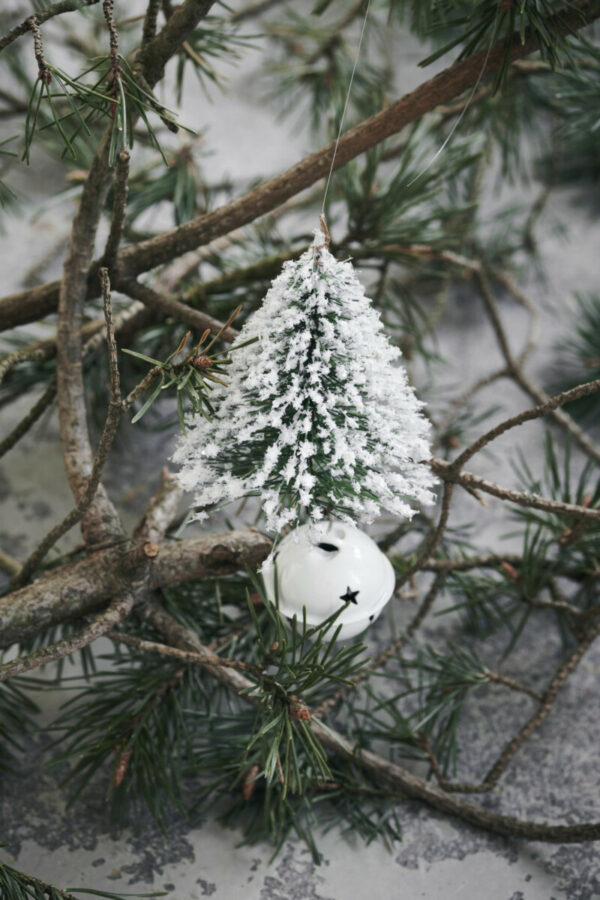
[141,597,600,843]
[314,572,448,719]
[3,0,600,332]
[419,620,600,794]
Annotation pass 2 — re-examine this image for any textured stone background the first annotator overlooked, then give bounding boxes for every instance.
[1,3,599,897]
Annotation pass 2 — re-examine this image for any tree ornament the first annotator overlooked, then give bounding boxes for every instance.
[262,520,395,639]
[173,220,436,535]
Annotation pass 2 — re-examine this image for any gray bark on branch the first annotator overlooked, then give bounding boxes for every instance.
[0,529,271,649]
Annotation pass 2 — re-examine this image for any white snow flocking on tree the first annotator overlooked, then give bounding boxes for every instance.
[173,226,437,533]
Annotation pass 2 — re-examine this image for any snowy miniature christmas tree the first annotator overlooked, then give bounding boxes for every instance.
[173,223,436,533]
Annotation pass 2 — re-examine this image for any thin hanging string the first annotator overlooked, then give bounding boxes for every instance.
[321,0,372,216]
[404,13,500,188]
[319,6,500,216]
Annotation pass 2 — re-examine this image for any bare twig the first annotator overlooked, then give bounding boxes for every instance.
[0,378,57,460]
[142,0,163,46]
[448,378,600,474]
[431,459,600,521]
[396,482,455,590]
[0,345,46,383]
[0,594,134,683]
[133,466,183,542]
[0,1,100,53]
[483,621,600,787]
[419,621,600,794]
[485,671,542,702]
[102,150,131,273]
[116,277,240,342]
[475,270,600,466]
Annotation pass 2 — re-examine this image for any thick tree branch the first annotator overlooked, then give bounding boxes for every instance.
[136,0,216,86]
[0,529,272,649]
[56,132,123,545]
[15,273,125,585]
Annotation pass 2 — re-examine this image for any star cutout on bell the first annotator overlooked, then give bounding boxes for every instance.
[339,586,359,605]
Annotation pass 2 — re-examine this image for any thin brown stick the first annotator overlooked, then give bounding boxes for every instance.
[0,378,57,460]
[448,378,600,474]
[0,345,47,383]
[0,594,134,683]
[108,629,290,698]
[420,553,596,588]
[431,459,600,521]
[133,466,183,542]
[474,270,600,465]
[485,671,542,702]
[483,622,600,787]
[117,277,239,342]
[0,1,99,53]
[102,150,131,273]
[142,0,163,46]
[396,481,455,590]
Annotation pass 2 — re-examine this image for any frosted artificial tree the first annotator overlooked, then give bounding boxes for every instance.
[174,222,436,533]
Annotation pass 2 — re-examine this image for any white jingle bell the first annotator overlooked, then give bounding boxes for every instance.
[262,521,395,640]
